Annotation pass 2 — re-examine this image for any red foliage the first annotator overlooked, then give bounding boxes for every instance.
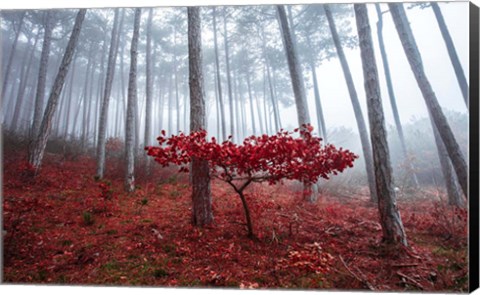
[2,149,468,291]
[146,125,358,185]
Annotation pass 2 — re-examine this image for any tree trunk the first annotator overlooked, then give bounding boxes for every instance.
[277,5,315,202]
[430,117,465,207]
[389,3,468,198]
[125,8,141,192]
[1,12,26,103]
[355,4,408,246]
[431,2,468,108]
[11,34,39,132]
[188,7,213,226]
[28,9,87,172]
[96,8,120,178]
[324,3,378,203]
[309,60,327,142]
[63,52,78,138]
[212,7,227,141]
[223,7,235,140]
[375,4,419,188]
[144,8,154,172]
[31,11,54,139]
[246,74,257,135]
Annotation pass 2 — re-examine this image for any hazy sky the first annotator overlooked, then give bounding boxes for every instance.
[278,1,470,132]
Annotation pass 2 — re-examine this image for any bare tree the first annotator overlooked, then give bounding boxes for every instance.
[212,7,227,142]
[389,3,468,198]
[223,7,235,139]
[276,5,316,202]
[144,8,154,172]
[375,4,419,188]
[31,11,54,139]
[324,4,377,202]
[28,9,87,172]
[355,3,407,246]
[188,6,213,226]
[96,8,121,178]
[1,11,26,103]
[125,8,141,192]
[431,2,468,108]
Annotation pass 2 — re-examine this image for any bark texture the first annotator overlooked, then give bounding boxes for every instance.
[355,4,408,246]
[125,8,141,192]
[32,11,54,139]
[188,7,213,226]
[28,9,87,172]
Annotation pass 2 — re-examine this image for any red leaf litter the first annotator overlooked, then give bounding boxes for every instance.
[3,150,468,291]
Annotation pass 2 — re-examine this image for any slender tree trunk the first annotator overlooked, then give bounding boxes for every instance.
[271,68,283,130]
[375,4,419,188]
[1,12,26,103]
[309,60,328,142]
[32,11,54,139]
[11,34,39,132]
[324,3,378,203]
[277,5,315,202]
[233,70,242,139]
[167,72,173,135]
[188,7,213,226]
[144,8,154,172]
[389,3,468,198]
[430,117,465,206]
[260,28,281,132]
[212,7,227,141]
[63,52,78,138]
[81,48,95,148]
[28,9,86,172]
[246,74,256,135]
[355,3,408,246]
[96,9,120,178]
[254,79,265,135]
[223,7,235,140]
[263,67,271,135]
[125,8,141,192]
[306,33,328,141]
[431,2,468,108]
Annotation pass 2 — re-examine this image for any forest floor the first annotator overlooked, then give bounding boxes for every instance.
[2,150,468,291]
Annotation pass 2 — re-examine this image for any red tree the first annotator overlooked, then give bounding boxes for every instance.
[146,125,357,238]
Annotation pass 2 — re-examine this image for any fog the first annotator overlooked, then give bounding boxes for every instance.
[0,1,470,189]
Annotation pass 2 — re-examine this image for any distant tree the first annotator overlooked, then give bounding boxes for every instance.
[430,119,464,207]
[1,11,26,104]
[187,6,213,226]
[28,9,87,172]
[124,8,141,192]
[374,3,419,188]
[212,7,227,142]
[324,4,377,202]
[354,4,407,246]
[143,8,154,173]
[11,33,39,132]
[31,11,54,139]
[388,3,468,198]
[430,2,468,108]
[223,7,235,141]
[96,8,121,179]
[276,5,316,202]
